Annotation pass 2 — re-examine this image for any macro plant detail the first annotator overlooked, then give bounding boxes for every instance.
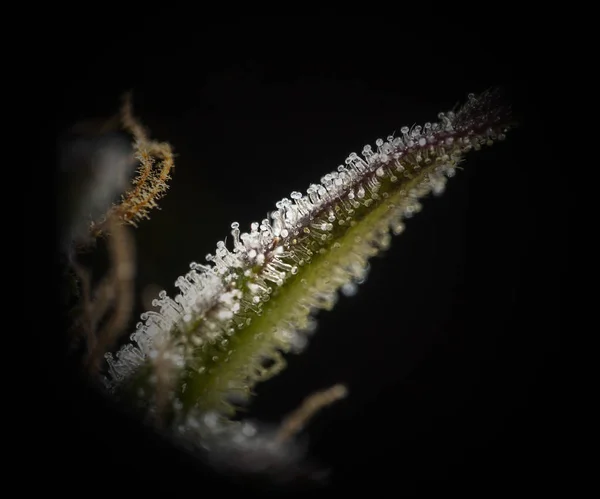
[64,88,513,478]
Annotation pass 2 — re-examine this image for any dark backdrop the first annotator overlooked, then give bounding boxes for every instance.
[48,14,563,497]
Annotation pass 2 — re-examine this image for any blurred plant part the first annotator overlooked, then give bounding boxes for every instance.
[63,93,175,370]
[58,120,136,252]
[275,384,348,443]
[178,384,348,483]
[84,214,137,373]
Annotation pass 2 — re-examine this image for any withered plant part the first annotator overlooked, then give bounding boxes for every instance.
[276,384,348,443]
[101,92,175,229]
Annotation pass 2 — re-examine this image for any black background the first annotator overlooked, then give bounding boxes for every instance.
[47,14,563,497]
